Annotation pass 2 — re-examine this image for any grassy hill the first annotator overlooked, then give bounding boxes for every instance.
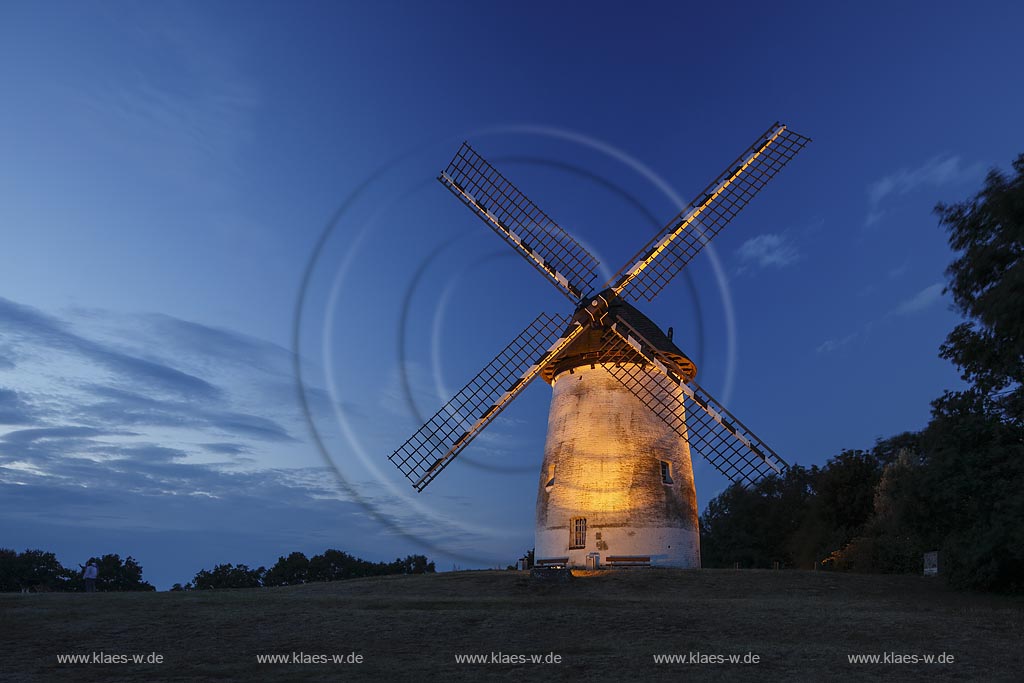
[2,568,1021,681]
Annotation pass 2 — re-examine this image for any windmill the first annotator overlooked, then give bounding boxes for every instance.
[388,122,810,568]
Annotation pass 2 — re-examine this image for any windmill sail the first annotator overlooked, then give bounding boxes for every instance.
[596,319,787,487]
[390,123,808,500]
[608,122,811,302]
[439,142,599,301]
[389,312,583,491]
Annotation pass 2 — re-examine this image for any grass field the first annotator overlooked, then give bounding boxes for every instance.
[2,568,1022,681]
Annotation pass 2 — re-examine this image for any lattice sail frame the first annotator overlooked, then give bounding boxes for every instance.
[389,313,584,491]
[596,318,787,488]
[610,122,812,302]
[439,142,599,301]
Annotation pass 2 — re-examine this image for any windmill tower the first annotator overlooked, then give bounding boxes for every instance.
[535,298,702,568]
[388,123,810,569]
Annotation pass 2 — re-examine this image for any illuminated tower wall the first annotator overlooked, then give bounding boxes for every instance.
[534,363,700,568]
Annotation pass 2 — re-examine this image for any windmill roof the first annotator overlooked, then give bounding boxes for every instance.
[541,297,697,384]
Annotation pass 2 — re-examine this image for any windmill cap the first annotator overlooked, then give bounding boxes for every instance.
[542,297,696,384]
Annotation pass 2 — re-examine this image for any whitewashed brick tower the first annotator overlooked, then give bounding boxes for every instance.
[534,299,700,568]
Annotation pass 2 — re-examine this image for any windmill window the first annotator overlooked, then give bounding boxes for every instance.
[545,464,555,490]
[570,517,587,549]
[660,460,674,485]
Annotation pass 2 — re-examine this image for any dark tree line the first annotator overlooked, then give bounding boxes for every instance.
[176,550,436,590]
[701,154,1024,593]
[2,547,436,592]
[0,550,154,592]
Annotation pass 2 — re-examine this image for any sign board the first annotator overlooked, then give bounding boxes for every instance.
[923,551,939,576]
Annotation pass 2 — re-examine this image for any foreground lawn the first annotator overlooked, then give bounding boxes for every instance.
[2,568,1021,681]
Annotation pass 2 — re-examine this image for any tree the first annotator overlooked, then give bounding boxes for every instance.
[935,153,1024,423]
[390,555,435,575]
[825,446,930,575]
[192,563,265,589]
[0,549,19,592]
[869,431,921,468]
[700,466,815,568]
[926,154,1024,591]
[1,550,73,592]
[263,552,310,587]
[793,449,883,567]
[918,393,1024,591]
[82,554,155,592]
[308,549,360,582]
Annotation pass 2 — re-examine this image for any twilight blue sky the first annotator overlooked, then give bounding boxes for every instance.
[2,1,1022,588]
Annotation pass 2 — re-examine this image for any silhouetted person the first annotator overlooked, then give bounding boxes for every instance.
[82,561,98,592]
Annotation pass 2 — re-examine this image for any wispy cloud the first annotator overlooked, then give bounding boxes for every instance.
[735,233,800,273]
[74,385,295,442]
[78,12,260,174]
[865,155,984,227]
[816,282,947,354]
[0,297,220,400]
[201,442,250,456]
[0,297,305,459]
[1,426,127,444]
[888,262,909,280]
[816,332,861,355]
[892,282,945,316]
[0,388,41,425]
